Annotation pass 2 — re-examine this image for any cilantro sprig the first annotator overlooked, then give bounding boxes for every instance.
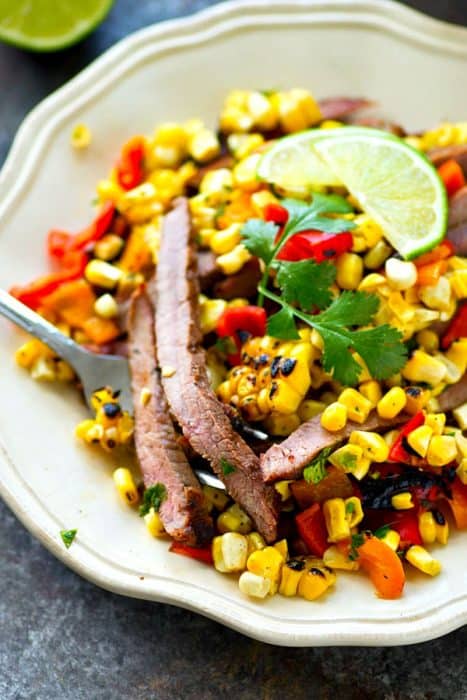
[139,483,167,517]
[303,446,333,484]
[241,194,407,386]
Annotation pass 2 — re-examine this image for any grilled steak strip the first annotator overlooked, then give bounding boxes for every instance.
[318,97,373,121]
[128,289,214,545]
[155,198,279,542]
[261,374,467,483]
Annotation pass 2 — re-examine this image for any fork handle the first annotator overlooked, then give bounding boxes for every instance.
[0,288,84,367]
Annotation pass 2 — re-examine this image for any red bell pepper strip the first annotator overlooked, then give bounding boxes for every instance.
[47,201,115,260]
[10,251,88,310]
[438,159,466,197]
[441,304,467,349]
[416,259,448,287]
[388,411,425,463]
[295,503,328,557]
[264,202,289,225]
[169,541,213,565]
[276,231,353,263]
[391,511,423,547]
[116,136,146,191]
[414,240,454,268]
[447,478,467,529]
[217,305,267,364]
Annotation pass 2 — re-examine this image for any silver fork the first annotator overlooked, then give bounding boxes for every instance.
[0,288,226,489]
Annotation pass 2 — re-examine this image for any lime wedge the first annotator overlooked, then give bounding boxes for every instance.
[314,129,447,259]
[0,0,114,52]
[257,126,396,189]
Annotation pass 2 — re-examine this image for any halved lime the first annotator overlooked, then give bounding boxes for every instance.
[314,129,448,259]
[257,126,396,189]
[0,0,114,52]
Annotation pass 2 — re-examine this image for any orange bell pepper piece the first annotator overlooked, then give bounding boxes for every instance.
[416,259,448,286]
[448,478,467,529]
[414,240,454,268]
[357,536,405,599]
[82,316,120,344]
[40,279,96,328]
[438,159,466,197]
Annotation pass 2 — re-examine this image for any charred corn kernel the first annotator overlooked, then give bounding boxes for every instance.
[246,532,266,555]
[210,224,242,255]
[199,297,227,334]
[359,380,383,406]
[90,386,114,411]
[227,133,265,160]
[323,498,351,543]
[380,529,401,552]
[402,351,446,385]
[453,402,467,431]
[323,546,360,571]
[94,234,124,261]
[406,425,433,458]
[406,545,441,576]
[426,435,458,467]
[279,559,307,596]
[377,387,407,420]
[349,430,389,462]
[446,339,467,375]
[232,153,262,191]
[276,89,322,133]
[30,357,56,381]
[425,413,446,435]
[238,571,271,598]
[391,492,414,510]
[274,539,288,561]
[338,388,373,423]
[358,273,387,292]
[298,399,326,421]
[449,269,467,298]
[385,258,418,290]
[344,497,364,528]
[403,386,431,415]
[202,485,229,512]
[247,546,284,595]
[113,468,139,506]
[270,382,303,415]
[85,260,122,289]
[336,252,363,290]
[354,215,383,247]
[297,566,335,601]
[212,533,248,573]
[71,123,91,149]
[144,507,165,537]
[456,458,467,485]
[75,419,96,441]
[216,244,251,275]
[188,128,220,162]
[263,412,300,436]
[274,480,292,502]
[321,402,347,432]
[217,503,252,535]
[363,240,393,269]
[94,293,119,319]
[329,444,371,480]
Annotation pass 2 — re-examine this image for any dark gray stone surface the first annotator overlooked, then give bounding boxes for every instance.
[1,2,467,698]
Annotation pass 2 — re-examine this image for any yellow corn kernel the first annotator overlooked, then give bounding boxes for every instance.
[358,273,387,293]
[202,485,229,512]
[199,167,233,199]
[246,91,278,130]
[454,431,467,459]
[85,260,122,289]
[274,480,292,502]
[217,503,252,535]
[456,458,467,485]
[228,133,265,160]
[216,244,251,275]
[385,257,418,291]
[377,387,407,420]
[232,153,262,191]
[188,128,220,163]
[336,252,363,290]
[298,399,326,422]
[238,571,271,598]
[246,532,266,555]
[212,533,248,573]
[94,293,119,319]
[273,539,288,561]
[424,412,446,436]
[71,123,92,149]
[113,468,139,506]
[93,233,124,261]
[419,276,452,311]
[297,566,335,601]
[209,223,242,255]
[349,430,389,463]
[323,498,351,543]
[446,339,467,375]
[329,444,371,480]
[270,381,303,415]
[344,497,364,528]
[250,189,277,216]
[363,240,393,269]
[383,429,400,449]
[55,360,74,382]
[402,351,447,386]
[276,89,322,133]
[405,545,441,576]
[406,425,433,458]
[359,380,383,406]
[144,507,165,537]
[30,356,56,381]
[426,435,458,467]
[247,546,284,595]
[391,492,414,510]
[15,339,50,369]
[199,297,228,335]
[354,215,384,247]
[75,418,96,441]
[449,269,467,298]
[379,529,401,552]
[453,402,467,431]
[323,546,360,571]
[337,388,373,424]
[435,353,463,384]
[321,402,347,432]
[416,329,439,353]
[279,559,307,596]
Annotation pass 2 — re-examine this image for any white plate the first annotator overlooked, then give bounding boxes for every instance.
[1,0,467,647]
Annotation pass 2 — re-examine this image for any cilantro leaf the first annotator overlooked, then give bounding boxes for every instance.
[281,195,355,238]
[374,524,391,539]
[317,291,380,327]
[60,529,77,549]
[351,325,407,381]
[139,483,167,517]
[314,324,363,386]
[221,458,236,476]
[349,533,365,560]
[303,446,333,484]
[241,219,278,264]
[267,306,300,340]
[276,259,336,311]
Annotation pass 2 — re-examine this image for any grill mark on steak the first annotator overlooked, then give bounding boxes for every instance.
[261,374,467,483]
[128,289,214,545]
[154,198,279,542]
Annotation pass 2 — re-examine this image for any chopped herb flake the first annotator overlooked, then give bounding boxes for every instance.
[221,458,236,476]
[60,529,77,549]
[345,501,356,515]
[139,483,167,517]
[374,524,391,540]
[303,446,333,484]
